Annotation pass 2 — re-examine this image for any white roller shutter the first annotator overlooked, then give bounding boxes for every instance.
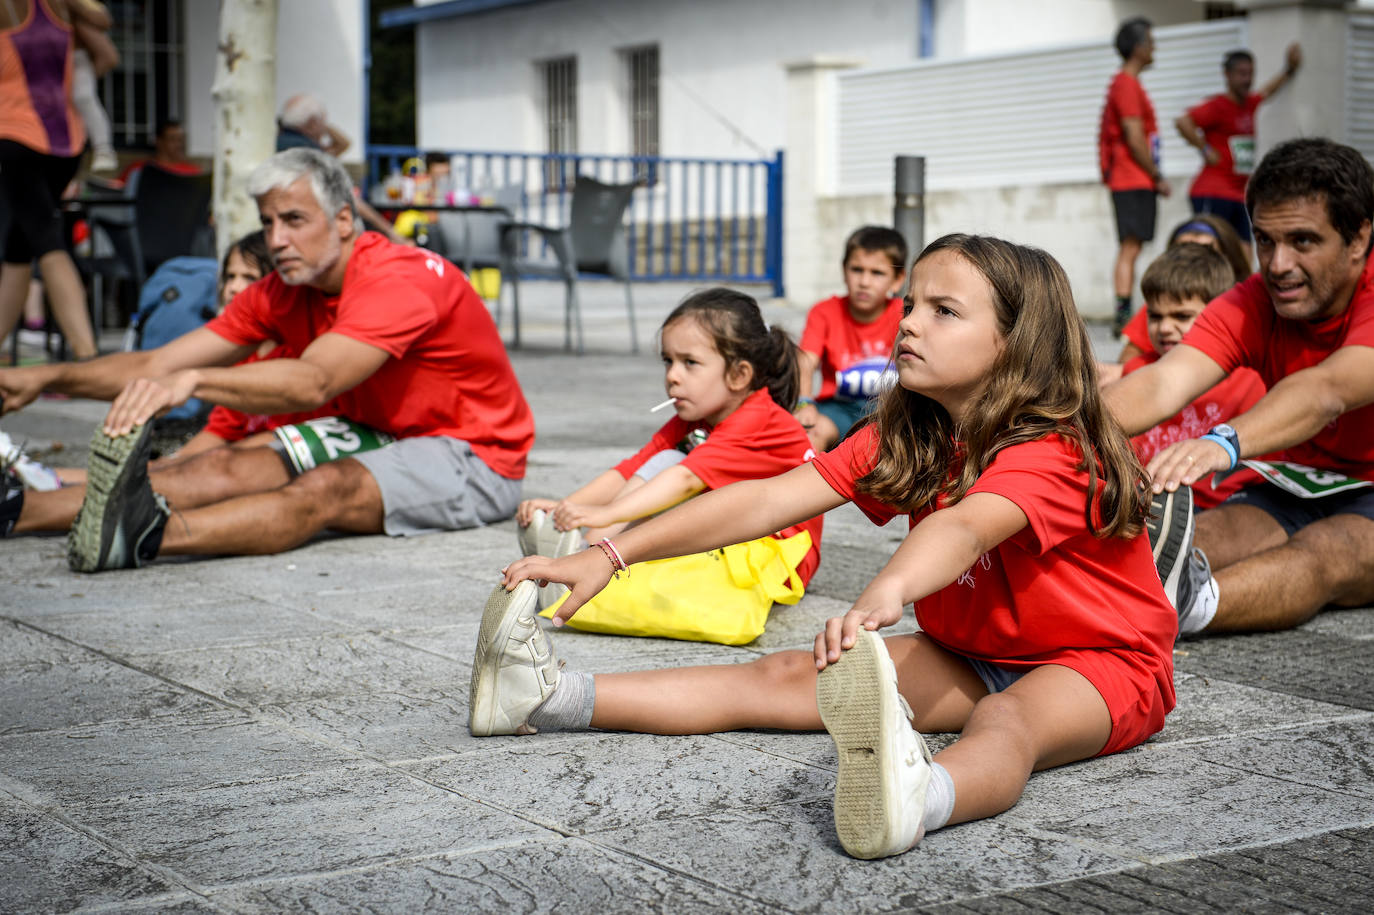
[835,19,1247,194]
[1348,15,1374,161]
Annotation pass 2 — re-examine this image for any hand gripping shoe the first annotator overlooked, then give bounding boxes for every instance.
[817,629,931,859]
[469,580,560,736]
[67,423,170,572]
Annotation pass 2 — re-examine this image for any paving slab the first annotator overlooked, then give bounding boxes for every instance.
[2,311,1372,911]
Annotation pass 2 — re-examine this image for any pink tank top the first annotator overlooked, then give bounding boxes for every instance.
[0,0,86,157]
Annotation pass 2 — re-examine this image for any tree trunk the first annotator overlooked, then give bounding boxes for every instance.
[212,0,278,260]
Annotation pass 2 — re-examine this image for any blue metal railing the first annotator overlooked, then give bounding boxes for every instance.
[364,146,784,297]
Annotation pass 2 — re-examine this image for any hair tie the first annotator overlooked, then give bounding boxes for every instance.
[1177,221,1218,239]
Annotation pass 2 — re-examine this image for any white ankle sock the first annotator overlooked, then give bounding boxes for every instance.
[922,762,955,833]
[1178,573,1220,636]
[527,670,595,730]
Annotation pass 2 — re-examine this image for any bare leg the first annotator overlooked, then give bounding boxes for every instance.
[590,633,986,735]
[1113,236,1143,300]
[934,664,1111,825]
[0,261,33,343]
[15,445,289,533]
[159,458,384,556]
[36,250,96,360]
[1206,514,1374,632]
[1193,503,1288,571]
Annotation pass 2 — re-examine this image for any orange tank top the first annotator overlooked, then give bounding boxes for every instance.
[0,0,86,157]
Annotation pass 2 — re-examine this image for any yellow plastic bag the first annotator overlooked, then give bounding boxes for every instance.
[539,531,813,645]
[469,267,502,300]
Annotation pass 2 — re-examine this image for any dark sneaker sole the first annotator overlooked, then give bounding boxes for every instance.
[817,631,905,860]
[1147,487,1195,604]
[468,580,538,736]
[67,423,152,573]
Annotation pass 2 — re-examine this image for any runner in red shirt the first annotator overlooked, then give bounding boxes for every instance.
[489,234,1173,862]
[1099,17,1171,336]
[795,226,907,452]
[515,288,823,602]
[1106,138,1374,638]
[1175,44,1301,258]
[0,148,534,571]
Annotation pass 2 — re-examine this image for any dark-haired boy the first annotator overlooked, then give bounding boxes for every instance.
[795,226,907,452]
[1124,244,1264,510]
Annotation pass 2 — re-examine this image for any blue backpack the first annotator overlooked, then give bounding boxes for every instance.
[123,256,220,421]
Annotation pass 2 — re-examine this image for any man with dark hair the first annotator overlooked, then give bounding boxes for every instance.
[1105,137,1374,638]
[0,148,534,570]
[1176,43,1302,259]
[115,119,201,184]
[1100,16,1171,337]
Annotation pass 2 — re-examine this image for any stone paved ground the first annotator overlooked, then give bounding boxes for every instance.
[2,284,1372,913]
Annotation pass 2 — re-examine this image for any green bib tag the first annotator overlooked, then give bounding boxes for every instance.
[273,417,395,474]
[1229,135,1256,175]
[1241,460,1373,499]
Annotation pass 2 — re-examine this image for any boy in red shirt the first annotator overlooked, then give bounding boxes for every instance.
[795,226,907,452]
[1124,244,1265,510]
[1099,16,1170,336]
[1175,44,1301,260]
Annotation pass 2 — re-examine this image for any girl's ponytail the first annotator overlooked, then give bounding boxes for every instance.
[759,324,800,411]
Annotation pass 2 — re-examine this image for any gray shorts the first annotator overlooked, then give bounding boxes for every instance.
[634,448,687,481]
[353,436,522,536]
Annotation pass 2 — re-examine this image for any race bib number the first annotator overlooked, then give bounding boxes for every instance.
[1241,460,1373,499]
[832,355,895,403]
[1229,135,1256,174]
[274,417,396,475]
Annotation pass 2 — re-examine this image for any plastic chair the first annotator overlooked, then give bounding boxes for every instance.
[130,166,214,282]
[499,176,640,354]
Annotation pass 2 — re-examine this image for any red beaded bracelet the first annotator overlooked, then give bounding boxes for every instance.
[593,539,628,578]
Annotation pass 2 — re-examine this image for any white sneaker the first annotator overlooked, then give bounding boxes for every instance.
[0,429,62,491]
[816,629,931,859]
[90,149,118,172]
[469,580,560,736]
[519,508,584,608]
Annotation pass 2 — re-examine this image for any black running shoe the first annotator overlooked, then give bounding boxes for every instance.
[67,423,170,572]
[1,468,23,537]
[1146,486,1195,608]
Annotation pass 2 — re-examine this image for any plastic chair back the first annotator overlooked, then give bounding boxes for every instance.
[568,176,636,277]
[133,167,213,278]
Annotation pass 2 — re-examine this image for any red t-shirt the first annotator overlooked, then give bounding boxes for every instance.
[116,159,204,186]
[1186,93,1262,202]
[813,426,1176,755]
[201,345,336,442]
[1124,351,1265,508]
[1182,254,1374,480]
[205,232,534,479]
[1120,307,1151,353]
[615,387,824,585]
[1099,71,1159,192]
[799,295,902,402]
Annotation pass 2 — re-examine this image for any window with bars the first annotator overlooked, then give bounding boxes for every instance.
[623,44,659,159]
[541,55,578,189]
[101,0,186,149]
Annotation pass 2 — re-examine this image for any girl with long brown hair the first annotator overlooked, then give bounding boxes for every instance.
[481,234,1178,861]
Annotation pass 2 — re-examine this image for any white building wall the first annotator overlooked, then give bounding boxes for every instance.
[932,0,1203,57]
[414,0,920,158]
[182,0,366,165]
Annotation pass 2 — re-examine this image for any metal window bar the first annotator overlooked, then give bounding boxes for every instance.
[624,45,659,180]
[542,56,577,190]
[101,0,183,149]
[363,146,785,296]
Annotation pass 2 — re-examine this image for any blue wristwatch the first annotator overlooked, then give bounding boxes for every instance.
[1202,423,1240,470]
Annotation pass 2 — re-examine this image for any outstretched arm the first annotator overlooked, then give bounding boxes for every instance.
[101,332,389,435]
[1103,343,1226,436]
[504,461,845,624]
[1145,344,1374,492]
[0,327,249,417]
[815,491,1027,669]
[1257,43,1302,101]
[552,464,705,531]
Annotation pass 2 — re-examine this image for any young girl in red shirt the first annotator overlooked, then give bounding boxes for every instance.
[514,287,823,601]
[479,235,1176,861]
